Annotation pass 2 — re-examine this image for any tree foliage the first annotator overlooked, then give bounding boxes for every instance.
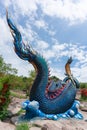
[0,55,17,120]
[0,76,10,120]
[0,55,17,76]
[50,76,59,82]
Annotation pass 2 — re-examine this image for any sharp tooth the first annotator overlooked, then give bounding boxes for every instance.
[57,90,61,94]
[54,92,58,96]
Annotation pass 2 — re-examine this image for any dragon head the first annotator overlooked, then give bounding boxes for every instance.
[6,11,36,62]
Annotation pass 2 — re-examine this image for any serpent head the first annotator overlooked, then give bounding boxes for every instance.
[6,11,36,62]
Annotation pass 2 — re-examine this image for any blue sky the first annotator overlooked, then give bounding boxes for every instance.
[0,0,87,82]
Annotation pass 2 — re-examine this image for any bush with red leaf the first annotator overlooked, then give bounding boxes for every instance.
[0,77,10,120]
[80,88,87,100]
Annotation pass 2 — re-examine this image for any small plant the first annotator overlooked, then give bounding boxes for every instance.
[0,76,10,120]
[10,91,26,99]
[80,88,87,100]
[80,83,87,89]
[15,123,29,130]
[17,109,25,116]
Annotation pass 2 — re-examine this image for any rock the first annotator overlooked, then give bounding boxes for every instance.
[30,127,41,130]
[76,127,84,130]
[10,107,21,115]
[80,101,87,112]
[0,121,15,130]
[41,123,61,130]
[8,97,25,116]
[10,116,19,125]
[62,126,68,130]
[2,117,11,123]
[1,111,87,130]
[4,96,87,130]
[80,107,87,112]
[7,111,13,118]
[32,117,87,130]
[76,89,81,100]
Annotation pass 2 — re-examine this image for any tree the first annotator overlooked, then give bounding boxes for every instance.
[50,76,59,82]
[28,70,36,84]
[0,76,10,120]
[0,55,17,76]
[24,70,36,96]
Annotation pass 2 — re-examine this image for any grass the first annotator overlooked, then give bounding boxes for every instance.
[80,83,87,89]
[10,91,26,99]
[80,97,87,102]
[17,109,25,116]
[15,123,29,130]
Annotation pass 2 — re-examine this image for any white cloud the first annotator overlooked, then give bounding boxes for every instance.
[34,19,56,36]
[35,41,87,82]
[0,15,13,60]
[36,40,49,49]
[69,44,87,62]
[3,0,87,25]
[0,15,33,77]
[5,53,34,77]
[0,0,87,82]
[2,0,11,7]
[35,19,47,29]
[43,50,55,59]
[72,65,87,83]
[48,30,56,36]
[50,67,64,79]
[80,66,87,82]
[0,16,11,44]
[19,23,38,43]
[4,0,39,16]
[39,0,87,25]
[52,42,67,51]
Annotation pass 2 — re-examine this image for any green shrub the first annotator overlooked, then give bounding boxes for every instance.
[80,83,87,89]
[0,76,10,120]
[16,123,29,130]
[10,91,26,99]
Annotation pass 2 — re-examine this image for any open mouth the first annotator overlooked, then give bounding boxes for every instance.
[45,82,69,100]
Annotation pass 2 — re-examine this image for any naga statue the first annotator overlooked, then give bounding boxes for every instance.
[6,11,83,120]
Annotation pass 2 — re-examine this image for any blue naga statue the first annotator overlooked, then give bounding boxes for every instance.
[6,11,83,120]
